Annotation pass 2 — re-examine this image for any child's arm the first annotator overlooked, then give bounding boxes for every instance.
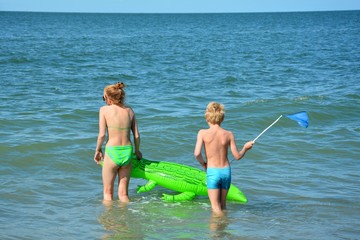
[238,141,254,159]
[194,130,207,170]
[131,111,142,160]
[230,132,254,161]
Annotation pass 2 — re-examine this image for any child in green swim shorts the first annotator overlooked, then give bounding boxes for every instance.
[94,82,142,202]
[194,102,253,214]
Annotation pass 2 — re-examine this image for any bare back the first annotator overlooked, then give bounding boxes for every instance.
[100,105,134,147]
[200,126,233,168]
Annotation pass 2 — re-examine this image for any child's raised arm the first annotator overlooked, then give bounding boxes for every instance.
[230,132,254,161]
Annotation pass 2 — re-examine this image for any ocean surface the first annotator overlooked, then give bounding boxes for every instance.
[0,10,359,239]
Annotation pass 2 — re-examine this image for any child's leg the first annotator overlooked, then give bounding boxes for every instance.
[220,189,229,210]
[102,156,117,201]
[117,163,132,202]
[208,189,222,213]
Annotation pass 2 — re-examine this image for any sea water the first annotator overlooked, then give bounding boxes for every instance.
[0,11,359,239]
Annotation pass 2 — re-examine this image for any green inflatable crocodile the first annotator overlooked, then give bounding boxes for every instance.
[130,156,247,203]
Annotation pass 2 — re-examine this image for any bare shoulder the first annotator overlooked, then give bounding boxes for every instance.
[125,106,135,117]
[222,128,235,138]
[199,128,209,134]
[126,106,134,112]
[197,129,207,136]
[100,105,110,113]
[225,129,234,135]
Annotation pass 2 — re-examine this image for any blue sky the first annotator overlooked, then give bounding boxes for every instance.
[0,0,359,13]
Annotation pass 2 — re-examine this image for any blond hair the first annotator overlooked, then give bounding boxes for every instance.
[205,102,225,124]
[104,82,126,106]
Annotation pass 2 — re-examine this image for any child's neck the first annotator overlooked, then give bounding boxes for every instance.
[209,123,221,128]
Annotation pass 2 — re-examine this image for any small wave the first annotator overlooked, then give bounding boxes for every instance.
[5,56,33,64]
[95,73,137,82]
[221,76,238,83]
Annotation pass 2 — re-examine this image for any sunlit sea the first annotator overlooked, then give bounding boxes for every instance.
[0,11,359,239]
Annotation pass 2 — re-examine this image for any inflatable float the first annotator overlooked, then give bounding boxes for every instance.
[125,156,247,203]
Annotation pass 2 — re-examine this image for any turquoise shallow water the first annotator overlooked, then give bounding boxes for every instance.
[0,11,360,239]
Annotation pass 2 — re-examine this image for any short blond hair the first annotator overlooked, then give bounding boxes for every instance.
[205,102,225,124]
[104,82,126,106]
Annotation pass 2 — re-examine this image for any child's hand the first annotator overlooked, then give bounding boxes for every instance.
[94,150,103,164]
[202,162,207,171]
[244,141,254,150]
[135,150,143,160]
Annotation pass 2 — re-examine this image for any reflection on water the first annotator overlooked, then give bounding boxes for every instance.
[97,196,251,239]
[97,195,221,239]
[98,201,146,239]
[209,211,234,240]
